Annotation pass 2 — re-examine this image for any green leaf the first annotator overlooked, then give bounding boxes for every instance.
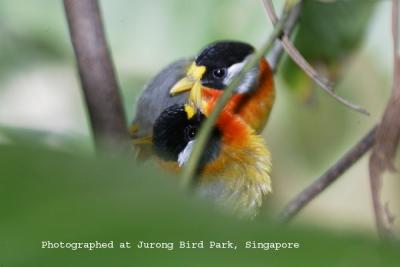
[0,143,398,266]
[281,0,377,91]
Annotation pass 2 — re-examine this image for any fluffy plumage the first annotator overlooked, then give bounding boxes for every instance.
[154,105,271,218]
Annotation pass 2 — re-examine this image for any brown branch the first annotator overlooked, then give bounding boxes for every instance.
[368,0,400,239]
[64,0,129,152]
[279,126,378,223]
[262,0,369,116]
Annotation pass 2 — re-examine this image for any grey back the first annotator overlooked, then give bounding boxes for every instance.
[131,59,192,138]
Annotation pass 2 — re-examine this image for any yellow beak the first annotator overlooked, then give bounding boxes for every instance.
[170,63,206,109]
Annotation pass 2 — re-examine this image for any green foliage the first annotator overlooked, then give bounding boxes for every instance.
[0,1,68,80]
[0,126,93,154]
[282,0,377,90]
[0,143,398,266]
[0,30,66,80]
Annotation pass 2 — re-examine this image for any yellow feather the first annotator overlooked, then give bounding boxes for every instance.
[199,134,271,217]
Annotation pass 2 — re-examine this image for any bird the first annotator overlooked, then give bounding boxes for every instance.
[130,40,275,152]
[168,40,275,133]
[152,103,271,218]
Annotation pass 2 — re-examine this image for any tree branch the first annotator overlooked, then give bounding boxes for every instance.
[368,0,400,239]
[279,125,378,223]
[262,0,369,116]
[64,0,129,152]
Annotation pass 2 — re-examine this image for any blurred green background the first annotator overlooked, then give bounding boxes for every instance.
[0,0,399,265]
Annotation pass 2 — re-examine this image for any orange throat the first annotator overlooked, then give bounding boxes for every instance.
[201,59,275,133]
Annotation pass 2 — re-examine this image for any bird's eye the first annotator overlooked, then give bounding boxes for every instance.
[184,125,197,141]
[212,68,226,79]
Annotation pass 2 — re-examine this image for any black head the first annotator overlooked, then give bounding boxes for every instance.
[195,41,257,91]
[153,104,221,167]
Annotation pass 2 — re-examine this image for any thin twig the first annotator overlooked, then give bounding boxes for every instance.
[279,126,378,223]
[368,0,400,239]
[180,13,291,188]
[267,1,303,72]
[262,0,370,116]
[64,0,129,152]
